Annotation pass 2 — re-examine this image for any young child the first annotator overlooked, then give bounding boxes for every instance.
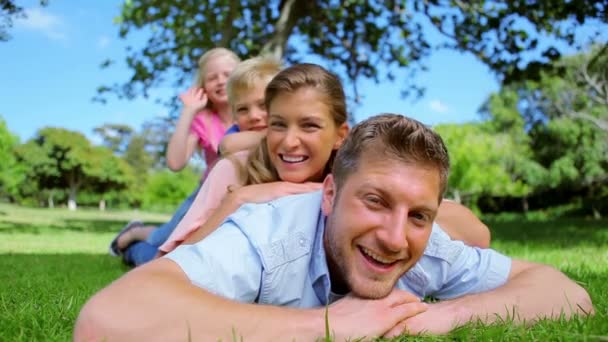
[158,56,284,255]
[109,48,240,261]
[112,56,283,265]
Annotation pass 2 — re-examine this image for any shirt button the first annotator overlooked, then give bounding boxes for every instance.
[299,238,306,246]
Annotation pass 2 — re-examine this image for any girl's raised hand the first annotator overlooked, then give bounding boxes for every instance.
[179,86,208,113]
[230,182,322,205]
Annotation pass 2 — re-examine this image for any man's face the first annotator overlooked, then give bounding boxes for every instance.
[322,153,441,299]
[232,82,269,132]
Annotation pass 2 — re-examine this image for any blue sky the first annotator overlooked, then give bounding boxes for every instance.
[0,1,603,144]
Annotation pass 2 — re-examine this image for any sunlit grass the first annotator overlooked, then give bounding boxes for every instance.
[0,203,606,341]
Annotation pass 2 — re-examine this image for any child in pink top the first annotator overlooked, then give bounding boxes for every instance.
[167,48,241,175]
[159,56,282,254]
[110,48,241,265]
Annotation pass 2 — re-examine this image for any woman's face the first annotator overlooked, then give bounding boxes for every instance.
[203,55,238,106]
[266,87,348,183]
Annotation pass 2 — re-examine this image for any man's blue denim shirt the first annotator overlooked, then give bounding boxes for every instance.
[166,191,511,307]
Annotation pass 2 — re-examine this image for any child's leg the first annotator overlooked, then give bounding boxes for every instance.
[146,184,201,247]
[122,241,159,266]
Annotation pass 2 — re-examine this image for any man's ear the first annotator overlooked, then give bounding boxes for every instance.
[333,123,349,150]
[321,174,336,216]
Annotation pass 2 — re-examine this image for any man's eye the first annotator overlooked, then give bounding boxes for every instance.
[411,212,428,223]
[364,195,383,206]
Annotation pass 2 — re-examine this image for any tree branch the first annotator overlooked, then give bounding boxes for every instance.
[218,0,239,47]
[260,0,308,60]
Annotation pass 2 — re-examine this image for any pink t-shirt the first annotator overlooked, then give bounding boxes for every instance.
[159,151,250,253]
[190,110,227,168]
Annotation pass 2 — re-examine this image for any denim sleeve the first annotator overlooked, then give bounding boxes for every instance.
[165,221,262,303]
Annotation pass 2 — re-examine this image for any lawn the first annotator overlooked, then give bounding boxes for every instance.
[0,203,607,341]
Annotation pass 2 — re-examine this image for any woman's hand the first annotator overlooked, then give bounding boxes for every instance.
[179,86,208,114]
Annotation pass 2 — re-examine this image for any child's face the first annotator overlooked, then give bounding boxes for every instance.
[203,55,239,106]
[266,87,347,183]
[232,83,268,132]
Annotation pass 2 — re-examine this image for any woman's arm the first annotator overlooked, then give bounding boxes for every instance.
[158,152,248,254]
[184,181,322,244]
[435,200,491,248]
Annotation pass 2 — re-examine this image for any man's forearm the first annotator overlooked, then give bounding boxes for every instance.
[402,261,594,335]
[74,259,325,341]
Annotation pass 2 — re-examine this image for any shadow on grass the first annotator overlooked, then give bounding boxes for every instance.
[0,218,167,234]
[487,217,608,247]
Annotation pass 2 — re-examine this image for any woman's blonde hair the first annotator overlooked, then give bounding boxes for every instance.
[242,63,348,185]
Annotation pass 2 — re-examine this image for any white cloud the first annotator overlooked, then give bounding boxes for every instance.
[428,99,450,114]
[16,7,67,41]
[97,35,111,49]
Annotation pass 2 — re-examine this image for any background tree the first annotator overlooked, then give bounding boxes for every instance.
[0,116,25,200]
[96,0,607,116]
[14,127,133,210]
[481,48,608,217]
[84,146,135,210]
[1,0,48,41]
[93,123,134,155]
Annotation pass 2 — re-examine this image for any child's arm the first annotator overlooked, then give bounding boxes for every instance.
[435,200,491,248]
[218,130,266,155]
[166,87,208,171]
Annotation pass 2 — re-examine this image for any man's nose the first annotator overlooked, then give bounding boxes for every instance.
[376,213,409,253]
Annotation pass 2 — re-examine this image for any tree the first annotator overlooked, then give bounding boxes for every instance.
[0,116,24,200]
[96,0,607,112]
[85,146,135,210]
[93,123,135,155]
[482,48,608,216]
[14,127,133,210]
[435,122,543,211]
[1,0,48,41]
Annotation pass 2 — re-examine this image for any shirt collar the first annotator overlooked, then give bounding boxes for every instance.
[309,211,332,305]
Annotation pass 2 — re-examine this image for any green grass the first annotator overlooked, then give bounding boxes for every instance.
[0,203,607,341]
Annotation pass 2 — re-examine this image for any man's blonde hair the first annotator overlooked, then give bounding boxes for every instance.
[227,56,283,115]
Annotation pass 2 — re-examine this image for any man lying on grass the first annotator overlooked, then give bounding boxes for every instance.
[75,114,593,341]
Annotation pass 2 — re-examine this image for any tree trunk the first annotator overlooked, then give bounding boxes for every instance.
[260,0,308,60]
[452,189,461,203]
[522,196,529,213]
[67,185,77,211]
[48,190,54,208]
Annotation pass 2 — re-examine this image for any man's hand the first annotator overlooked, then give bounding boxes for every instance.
[326,289,428,341]
[383,300,464,337]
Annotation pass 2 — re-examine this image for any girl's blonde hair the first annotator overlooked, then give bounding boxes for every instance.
[194,48,240,110]
[242,63,348,185]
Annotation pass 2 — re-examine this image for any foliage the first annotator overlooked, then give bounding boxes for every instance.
[0,0,48,41]
[0,116,24,200]
[0,203,607,340]
[481,47,608,215]
[140,166,200,212]
[13,127,134,209]
[435,123,542,209]
[96,0,607,112]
